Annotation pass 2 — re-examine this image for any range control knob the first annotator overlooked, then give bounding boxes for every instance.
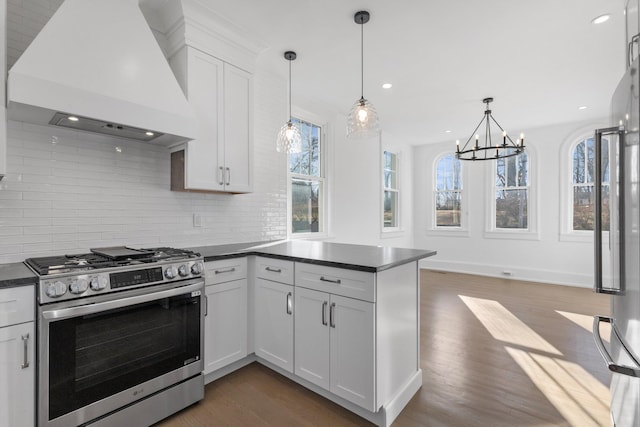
[90,276,108,291]
[178,264,189,277]
[165,266,178,279]
[46,281,67,298]
[69,278,89,294]
[190,262,203,275]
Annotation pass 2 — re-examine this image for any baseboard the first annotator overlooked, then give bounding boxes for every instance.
[419,259,592,288]
[381,369,422,427]
[204,355,256,384]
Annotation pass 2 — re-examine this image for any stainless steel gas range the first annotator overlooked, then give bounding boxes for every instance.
[25,246,206,427]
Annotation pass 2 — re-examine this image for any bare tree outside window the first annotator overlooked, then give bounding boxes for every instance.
[435,154,462,227]
[289,118,323,234]
[572,138,609,231]
[495,152,528,229]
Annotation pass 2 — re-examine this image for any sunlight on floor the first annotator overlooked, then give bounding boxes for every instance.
[507,348,610,427]
[557,310,610,343]
[459,295,562,355]
[460,294,611,427]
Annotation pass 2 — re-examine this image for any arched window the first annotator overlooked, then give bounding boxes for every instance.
[572,137,609,231]
[495,153,529,229]
[434,154,462,227]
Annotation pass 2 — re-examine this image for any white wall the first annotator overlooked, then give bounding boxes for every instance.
[330,126,414,248]
[414,119,608,287]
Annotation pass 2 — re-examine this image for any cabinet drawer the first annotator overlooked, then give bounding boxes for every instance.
[295,263,375,302]
[255,257,294,285]
[205,258,247,285]
[0,286,34,327]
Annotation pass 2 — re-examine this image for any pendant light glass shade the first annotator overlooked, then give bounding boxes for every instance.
[276,51,302,153]
[347,96,380,139]
[276,120,302,153]
[347,10,380,139]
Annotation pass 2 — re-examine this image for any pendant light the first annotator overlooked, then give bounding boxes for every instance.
[455,97,525,161]
[276,51,302,153]
[346,10,380,139]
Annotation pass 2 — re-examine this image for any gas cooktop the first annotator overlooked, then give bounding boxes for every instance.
[25,246,200,276]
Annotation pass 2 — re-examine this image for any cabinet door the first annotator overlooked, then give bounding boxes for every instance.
[254,278,293,372]
[330,295,376,412]
[222,63,252,193]
[294,287,330,389]
[204,279,247,374]
[185,48,224,191]
[0,322,35,427]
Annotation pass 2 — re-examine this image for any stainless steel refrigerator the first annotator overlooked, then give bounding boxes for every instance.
[593,7,640,424]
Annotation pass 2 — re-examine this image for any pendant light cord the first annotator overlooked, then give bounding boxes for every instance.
[360,19,364,99]
[288,58,292,121]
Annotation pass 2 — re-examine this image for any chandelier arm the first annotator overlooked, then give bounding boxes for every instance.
[462,115,488,150]
[488,115,519,146]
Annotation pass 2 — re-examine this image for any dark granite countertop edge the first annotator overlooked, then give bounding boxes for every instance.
[0,262,38,289]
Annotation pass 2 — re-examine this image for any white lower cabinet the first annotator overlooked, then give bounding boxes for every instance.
[294,286,376,411]
[204,259,248,374]
[254,277,294,372]
[204,278,247,374]
[0,287,35,427]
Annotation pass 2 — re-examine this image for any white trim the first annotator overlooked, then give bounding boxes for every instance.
[419,259,593,289]
[485,144,539,239]
[430,152,468,232]
[381,148,402,233]
[287,109,329,239]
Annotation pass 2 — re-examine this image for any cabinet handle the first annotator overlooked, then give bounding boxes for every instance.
[21,334,29,369]
[322,301,328,326]
[204,295,208,317]
[218,166,224,186]
[329,303,336,328]
[226,167,231,186]
[286,292,292,315]
[265,266,282,273]
[214,267,236,274]
[320,276,341,285]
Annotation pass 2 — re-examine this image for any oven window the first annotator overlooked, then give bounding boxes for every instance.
[47,292,201,420]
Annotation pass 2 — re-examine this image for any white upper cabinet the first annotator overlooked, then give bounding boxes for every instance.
[170,46,253,193]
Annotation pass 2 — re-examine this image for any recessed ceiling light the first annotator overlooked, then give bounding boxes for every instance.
[578,106,588,110]
[145,131,154,136]
[445,130,452,133]
[68,116,79,122]
[382,83,392,89]
[591,14,611,24]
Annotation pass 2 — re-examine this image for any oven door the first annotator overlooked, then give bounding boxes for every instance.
[38,280,204,427]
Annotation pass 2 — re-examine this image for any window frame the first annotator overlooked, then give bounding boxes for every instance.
[381,149,401,233]
[428,152,468,236]
[286,112,328,239]
[485,147,539,240]
[560,132,609,242]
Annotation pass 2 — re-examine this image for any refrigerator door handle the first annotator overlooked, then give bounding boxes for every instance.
[594,126,625,294]
[593,315,640,377]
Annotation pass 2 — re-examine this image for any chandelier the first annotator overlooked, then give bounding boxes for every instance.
[455,97,525,161]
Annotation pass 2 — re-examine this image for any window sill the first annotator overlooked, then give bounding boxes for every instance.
[289,232,330,240]
[381,228,404,238]
[483,229,540,241]
[426,228,470,238]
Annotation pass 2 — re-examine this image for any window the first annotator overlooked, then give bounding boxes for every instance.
[289,117,325,235]
[434,154,462,227]
[495,153,529,229]
[383,151,400,229]
[572,137,609,231]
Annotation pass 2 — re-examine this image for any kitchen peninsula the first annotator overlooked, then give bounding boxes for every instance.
[190,240,436,427]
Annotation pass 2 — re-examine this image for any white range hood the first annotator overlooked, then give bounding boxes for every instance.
[7,0,197,145]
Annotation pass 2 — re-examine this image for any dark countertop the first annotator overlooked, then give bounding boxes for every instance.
[0,262,37,289]
[0,241,437,289]
[191,240,437,273]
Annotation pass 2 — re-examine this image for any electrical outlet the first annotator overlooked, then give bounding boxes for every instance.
[502,270,513,276]
[193,214,202,227]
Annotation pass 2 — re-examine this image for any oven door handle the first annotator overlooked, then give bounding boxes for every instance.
[41,281,204,320]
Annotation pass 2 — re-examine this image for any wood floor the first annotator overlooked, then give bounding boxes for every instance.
[157,270,612,427]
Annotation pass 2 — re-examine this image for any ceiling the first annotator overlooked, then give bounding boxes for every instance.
[147,0,627,145]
